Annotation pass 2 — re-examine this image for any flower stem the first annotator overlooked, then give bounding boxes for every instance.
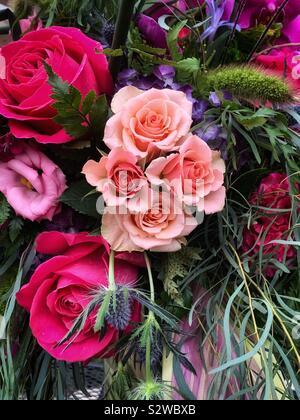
[108,249,117,292]
[144,252,155,384]
[109,0,136,80]
[145,252,155,304]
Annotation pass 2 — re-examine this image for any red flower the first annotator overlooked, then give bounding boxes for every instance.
[243,173,298,277]
[16,232,145,362]
[0,27,113,144]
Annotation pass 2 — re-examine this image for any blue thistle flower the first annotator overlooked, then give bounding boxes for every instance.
[105,287,133,331]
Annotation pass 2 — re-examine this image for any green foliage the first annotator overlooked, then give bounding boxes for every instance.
[0,194,10,226]
[15,0,120,31]
[60,180,99,219]
[45,63,108,142]
[161,248,202,306]
[203,66,294,104]
[9,218,24,243]
[167,20,187,62]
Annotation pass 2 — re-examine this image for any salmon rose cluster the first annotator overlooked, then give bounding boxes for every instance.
[83,87,227,253]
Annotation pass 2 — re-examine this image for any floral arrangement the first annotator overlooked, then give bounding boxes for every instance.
[0,0,300,401]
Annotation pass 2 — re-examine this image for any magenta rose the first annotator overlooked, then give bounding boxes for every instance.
[0,143,67,222]
[242,173,298,277]
[16,232,145,362]
[256,48,300,89]
[0,27,113,144]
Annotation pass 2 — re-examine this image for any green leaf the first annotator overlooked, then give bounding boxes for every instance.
[237,115,267,130]
[0,194,10,225]
[94,292,111,333]
[82,90,97,116]
[9,218,24,242]
[167,20,187,61]
[60,180,99,219]
[89,95,109,140]
[176,58,200,84]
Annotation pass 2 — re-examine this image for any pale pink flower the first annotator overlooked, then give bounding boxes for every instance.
[180,135,226,214]
[146,135,226,215]
[104,86,193,160]
[82,148,149,212]
[101,191,198,252]
[0,144,66,221]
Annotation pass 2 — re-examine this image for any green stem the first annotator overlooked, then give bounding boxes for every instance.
[109,0,136,80]
[145,252,155,304]
[144,252,155,384]
[108,250,116,292]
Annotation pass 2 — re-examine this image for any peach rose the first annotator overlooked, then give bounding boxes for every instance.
[102,191,198,252]
[180,135,226,214]
[82,149,148,212]
[104,87,193,160]
[146,135,226,215]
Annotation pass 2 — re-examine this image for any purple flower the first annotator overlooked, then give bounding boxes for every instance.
[201,0,238,42]
[209,92,222,107]
[137,14,167,49]
[195,121,228,160]
[153,65,176,85]
[192,99,208,123]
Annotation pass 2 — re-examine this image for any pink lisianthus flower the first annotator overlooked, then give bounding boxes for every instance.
[0,143,67,222]
[242,173,299,277]
[16,232,145,362]
[82,148,149,212]
[104,86,193,160]
[102,191,198,253]
[0,26,113,144]
[146,135,226,215]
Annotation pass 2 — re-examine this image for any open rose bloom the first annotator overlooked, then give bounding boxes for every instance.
[243,173,299,277]
[16,232,145,362]
[83,87,227,253]
[0,26,112,144]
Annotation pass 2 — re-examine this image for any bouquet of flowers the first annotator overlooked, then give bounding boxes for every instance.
[0,0,299,401]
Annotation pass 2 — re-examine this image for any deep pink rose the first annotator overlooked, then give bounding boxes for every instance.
[82,148,149,212]
[239,0,300,43]
[243,173,298,277]
[0,143,66,221]
[16,232,145,362]
[0,27,113,144]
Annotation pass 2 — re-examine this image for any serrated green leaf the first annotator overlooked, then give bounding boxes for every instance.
[167,20,187,61]
[176,58,200,84]
[0,194,10,225]
[89,94,108,140]
[60,180,99,218]
[82,90,97,116]
[9,218,24,242]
